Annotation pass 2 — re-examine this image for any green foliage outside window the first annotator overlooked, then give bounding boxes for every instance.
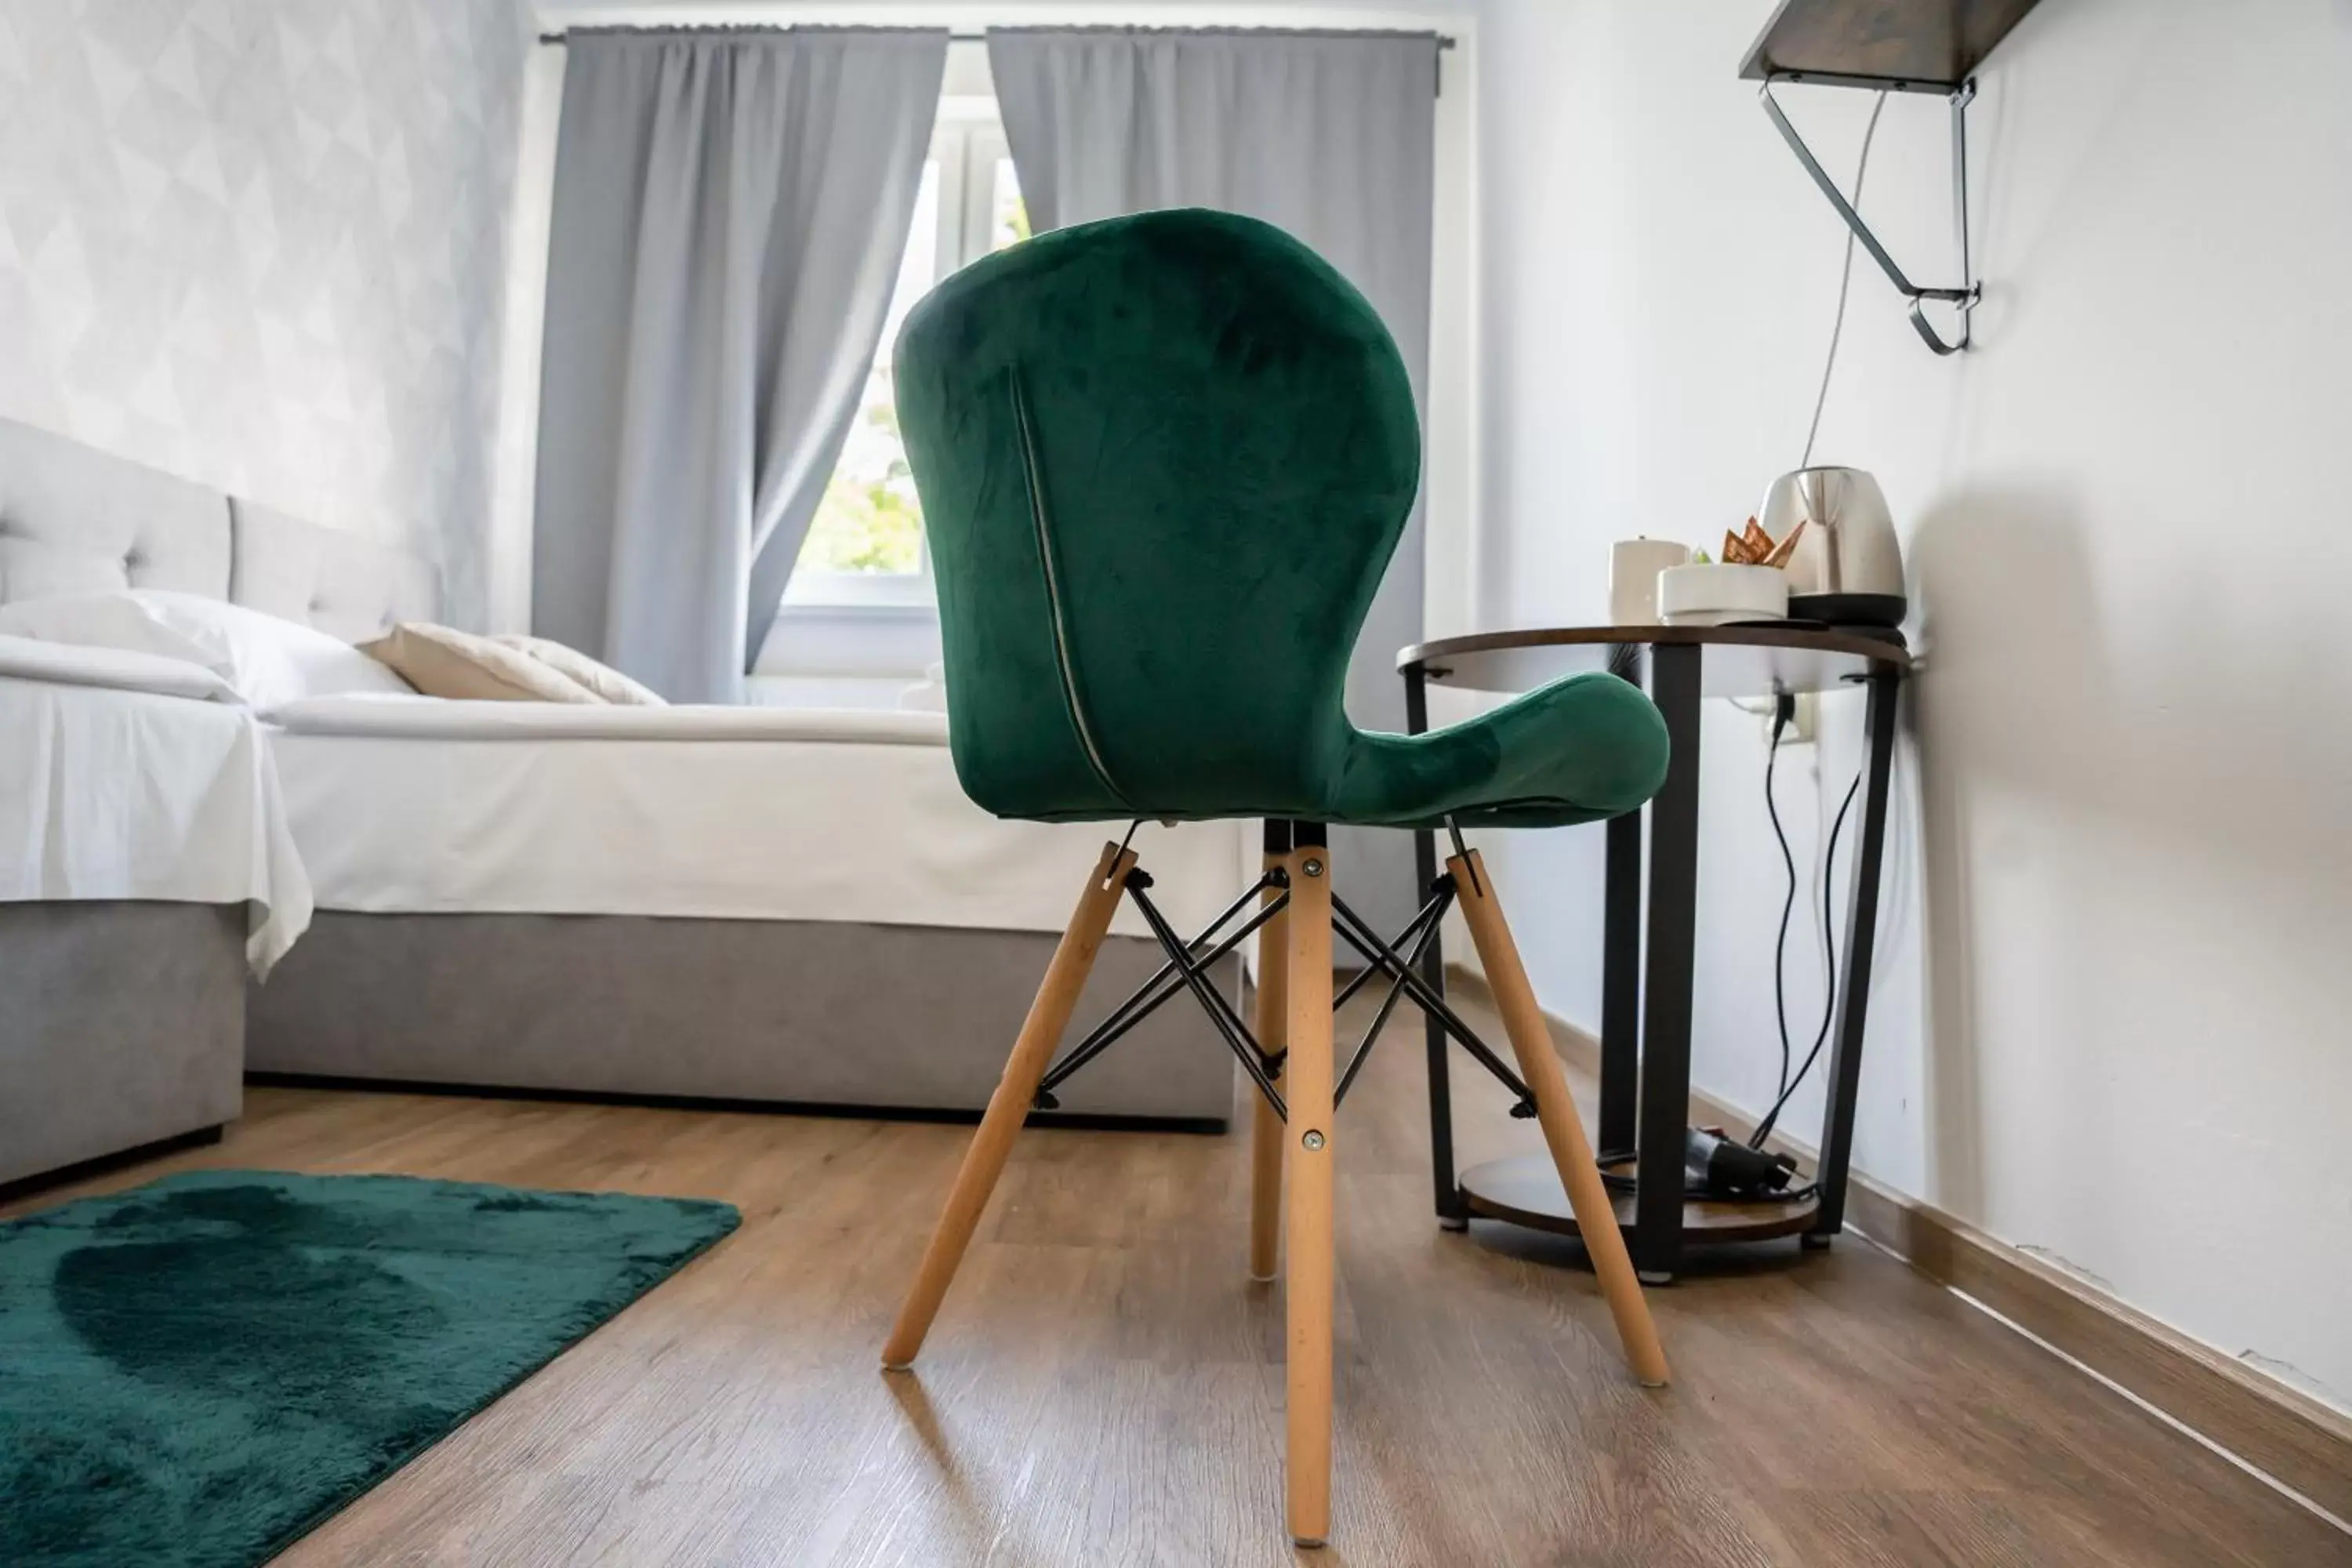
[800,402,923,575]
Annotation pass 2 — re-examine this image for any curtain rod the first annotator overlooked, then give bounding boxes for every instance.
[535,27,1457,48]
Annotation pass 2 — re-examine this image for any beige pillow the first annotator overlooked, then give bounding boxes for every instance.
[359,622,601,703]
[492,633,666,706]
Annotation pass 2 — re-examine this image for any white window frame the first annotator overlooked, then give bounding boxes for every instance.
[780,100,1011,612]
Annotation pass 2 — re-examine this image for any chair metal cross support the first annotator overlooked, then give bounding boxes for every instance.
[1327,887,1538,1118]
[1032,868,1290,1109]
[1125,872,1290,1119]
[1031,830,1539,1127]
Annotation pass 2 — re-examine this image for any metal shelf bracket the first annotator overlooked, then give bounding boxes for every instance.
[1761,74,1980,355]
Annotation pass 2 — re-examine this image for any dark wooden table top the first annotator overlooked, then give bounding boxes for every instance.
[1399,623,1911,702]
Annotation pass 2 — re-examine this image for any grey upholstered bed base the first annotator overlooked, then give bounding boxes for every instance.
[247,913,1240,1128]
[0,902,245,1187]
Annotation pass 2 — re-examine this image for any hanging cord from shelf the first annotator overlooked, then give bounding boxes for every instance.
[1798,89,1889,469]
[1736,89,1886,1158]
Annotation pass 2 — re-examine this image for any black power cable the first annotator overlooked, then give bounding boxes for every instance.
[1751,698,1861,1151]
[1762,699,1801,1109]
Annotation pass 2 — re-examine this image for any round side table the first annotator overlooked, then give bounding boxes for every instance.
[1399,624,1911,1281]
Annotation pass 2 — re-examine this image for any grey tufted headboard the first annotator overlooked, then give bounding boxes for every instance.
[0,416,440,641]
[0,418,232,601]
[229,499,440,644]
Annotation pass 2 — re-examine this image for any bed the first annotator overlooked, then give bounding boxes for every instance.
[0,415,1245,1139]
[0,425,314,1185]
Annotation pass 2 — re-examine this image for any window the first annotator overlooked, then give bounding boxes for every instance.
[786,103,1027,608]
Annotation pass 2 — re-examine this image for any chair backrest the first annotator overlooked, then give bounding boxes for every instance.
[894,209,1420,822]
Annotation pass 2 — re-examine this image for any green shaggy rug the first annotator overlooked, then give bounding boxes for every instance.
[0,1169,739,1567]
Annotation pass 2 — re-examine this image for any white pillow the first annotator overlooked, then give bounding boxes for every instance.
[0,590,416,710]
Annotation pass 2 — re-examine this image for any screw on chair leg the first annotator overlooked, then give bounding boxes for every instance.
[1448,845,1671,1389]
[880,841,1135,1370]
[1249,833,1291,1283]
[1283,829,1337,1547]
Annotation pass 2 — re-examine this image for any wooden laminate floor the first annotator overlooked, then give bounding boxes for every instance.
[9,995,2342,1566]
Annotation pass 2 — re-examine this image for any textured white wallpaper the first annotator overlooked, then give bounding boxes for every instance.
[0,0,530,626]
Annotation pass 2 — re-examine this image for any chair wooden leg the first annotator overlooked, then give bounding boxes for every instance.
[881,841,1136,1370]
[1448,847,1671,1389]
[1283,833,1337,1548]
[1248,847,1290,1282]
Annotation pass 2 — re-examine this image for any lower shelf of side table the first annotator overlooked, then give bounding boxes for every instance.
[1457,1153,1822,1246]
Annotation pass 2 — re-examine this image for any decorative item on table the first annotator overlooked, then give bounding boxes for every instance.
[1758,466,1906,627]
[1717,515,1806,569]
[1657,514,1804,626]
[1609,537,1693,624]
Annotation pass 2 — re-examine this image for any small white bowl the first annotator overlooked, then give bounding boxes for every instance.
[1657,563,1789,626]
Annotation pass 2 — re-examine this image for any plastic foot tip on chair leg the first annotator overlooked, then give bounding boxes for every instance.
[1291,1536,1328,1551]
[1437,1215,1469,1232]
[1248,1270,1279,1283]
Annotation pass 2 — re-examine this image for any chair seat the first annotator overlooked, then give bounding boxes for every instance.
[1330,670,1669,830]
[1007,669,1668,829]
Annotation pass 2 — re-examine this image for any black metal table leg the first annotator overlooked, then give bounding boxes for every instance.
[1635,642,1702,1283]
[1598,644,1646,1160]
[1599,806,1642,1158]
[1404,663,1468,1228]
[1809,668,1900,1243]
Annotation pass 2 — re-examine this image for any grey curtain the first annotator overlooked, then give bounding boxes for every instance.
[533,27,947,703]
[989,26,1439,934]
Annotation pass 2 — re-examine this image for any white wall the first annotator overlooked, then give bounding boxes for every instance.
[1469,0,2352,1417]
[0,0,532,626]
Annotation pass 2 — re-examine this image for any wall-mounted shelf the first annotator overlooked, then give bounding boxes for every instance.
[1739,0,2045,354]
[1739,0,2042,93]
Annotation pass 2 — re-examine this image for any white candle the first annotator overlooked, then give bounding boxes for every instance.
[1609,538,1693,625]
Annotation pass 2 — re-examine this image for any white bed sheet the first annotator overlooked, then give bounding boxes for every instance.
[0,631,238,702]
[265,698,1250,940]
[0,673,313,972]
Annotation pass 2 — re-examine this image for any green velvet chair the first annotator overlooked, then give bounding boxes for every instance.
[877,208,1672,1549]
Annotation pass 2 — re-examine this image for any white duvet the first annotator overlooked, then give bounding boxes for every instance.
[0,635,1247,970]
[263,695,1249,940]
[0,630,239,702]
[0,644,313,973]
